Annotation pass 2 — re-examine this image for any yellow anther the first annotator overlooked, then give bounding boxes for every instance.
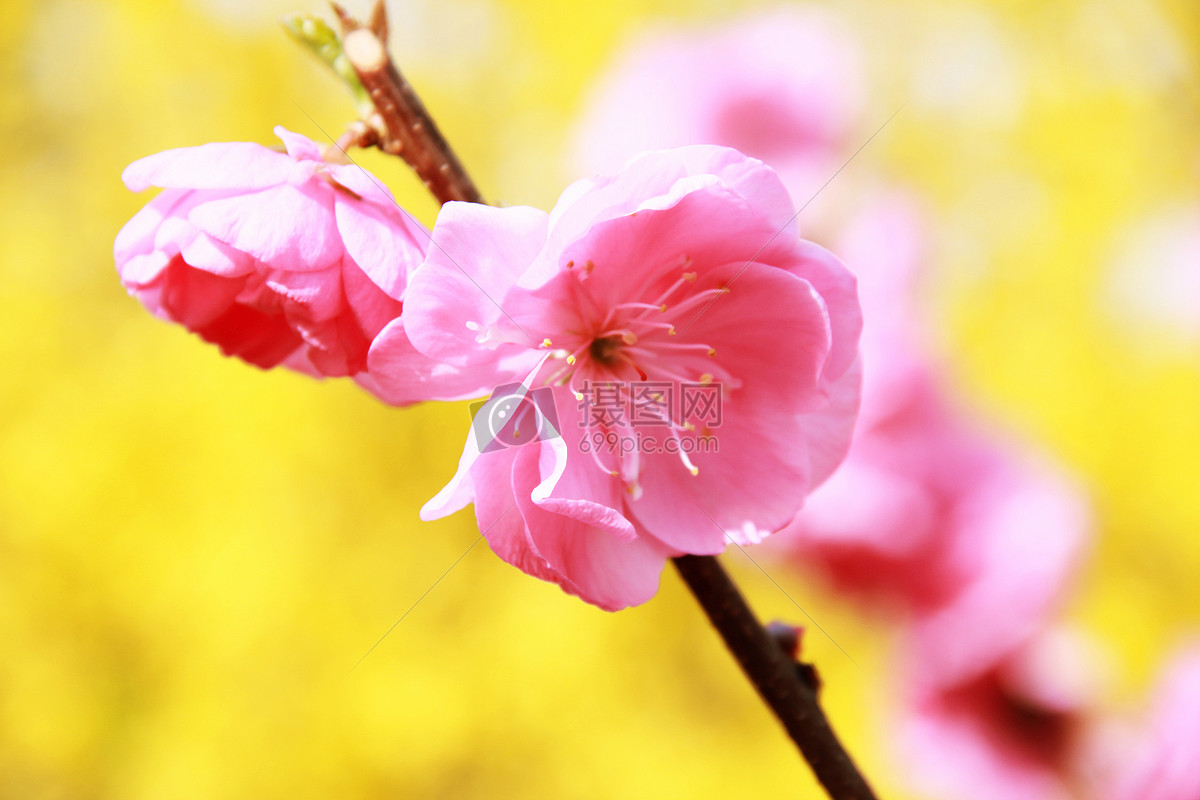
[688,465,700,476]
[658,303,668,313]
[541,338,552,348]
[621,331,638,345]
[683,271,697,283]
[566,354,577,365]
[699,373,713,385]
[668,326,677,336]
[707,347,716,357]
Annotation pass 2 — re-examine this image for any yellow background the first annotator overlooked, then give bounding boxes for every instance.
[1,0,1197,797]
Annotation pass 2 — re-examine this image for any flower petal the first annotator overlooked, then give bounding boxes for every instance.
[113,189,189,263]
[273,126,323,163]
[367,318,502,406]
[122,141,310,192]
[188,183,343,272]
[629,264,841,552]
[511,444,668,610]
[335,194,426,300]
[547,145,795,256]
[405,202,549,366]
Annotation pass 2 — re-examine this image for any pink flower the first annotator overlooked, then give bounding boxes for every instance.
[774,197,1089,679]
[571,8,864,212]
[114,126,428,381]
[372,146,862,610]
[782,366,1088,656]
[895,628,1096,800]
[1088,643,1200,800]
[907,446,1089,687]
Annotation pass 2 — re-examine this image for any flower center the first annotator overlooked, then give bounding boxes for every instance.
[588,334,625,367]
[537,256,743,492]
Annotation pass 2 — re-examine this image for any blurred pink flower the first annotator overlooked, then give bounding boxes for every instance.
[374,146,862,609]
[775,196,1089,674]
[782,365,1088,653]
[896,629,1096,800]
[572,7,864,214]
[772,195,1092,798]
[1090,643,1200,800]
[115,126,428,382]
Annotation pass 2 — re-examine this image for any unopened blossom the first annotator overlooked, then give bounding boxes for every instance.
[115,126,428,383]
[371,146,862,610]
[572,8,864,218]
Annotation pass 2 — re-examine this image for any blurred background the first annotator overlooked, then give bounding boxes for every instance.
[1,0,1198,797]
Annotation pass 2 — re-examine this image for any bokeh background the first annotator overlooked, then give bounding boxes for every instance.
[2,0,1198,797]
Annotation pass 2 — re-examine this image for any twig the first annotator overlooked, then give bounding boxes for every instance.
[336,2,483,205]
[673,555,878,800]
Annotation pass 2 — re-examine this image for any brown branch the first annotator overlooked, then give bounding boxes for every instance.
[336,2,483,206]
[673,555,878,800]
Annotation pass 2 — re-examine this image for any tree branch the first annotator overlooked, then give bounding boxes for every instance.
[336,3,483,206]
[672,555,878,800]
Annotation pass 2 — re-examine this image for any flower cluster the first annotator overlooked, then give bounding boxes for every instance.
[571,7,1200,798]
[116,131,863,611]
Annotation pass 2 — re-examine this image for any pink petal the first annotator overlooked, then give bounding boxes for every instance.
[631,265,839,552]
[405,202,549,366]
[325,162,399,205]
[113,189,188,263]
[1109,645,1200,800]
[914,459,1090,687]
[195,302,304,368]
[301,312,370,377]
[548,145,796,256]
[267,266,344,324]
[341,256,404,340]
[122,141,311,192]
[569,8,864,187]
[785,239,862,387]
[533,401,638,543]
[159,256,246,329]
[470,448,565,587]
[800,356,862,489]
[119,251,172,287]
[335,194,426,300]
[369,318,505,407]
[273,126,323,162]
[511,444,668,610]
[178,231,256,278]
[152,205,199,256]
[541,181,788,304]
[188,183,343,272]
